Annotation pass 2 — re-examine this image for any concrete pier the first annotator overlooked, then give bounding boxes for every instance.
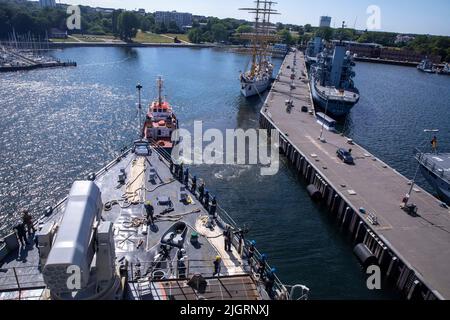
[260,50,450,300]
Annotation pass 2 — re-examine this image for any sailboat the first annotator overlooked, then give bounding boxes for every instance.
[239,0,280,98]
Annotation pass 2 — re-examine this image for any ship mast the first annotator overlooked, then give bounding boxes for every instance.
[157,76,163,106]
[239,1,280,77]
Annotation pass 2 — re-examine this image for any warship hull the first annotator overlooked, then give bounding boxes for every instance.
[417,152,450,205]
[310,76,359,118]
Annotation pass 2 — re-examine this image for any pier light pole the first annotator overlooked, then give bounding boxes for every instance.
[136,83,143,138]
[319,93,329,142]
[404,129,439,206]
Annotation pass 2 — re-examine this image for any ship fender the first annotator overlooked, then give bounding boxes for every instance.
[306,185,322,201]
[353,243,378,269]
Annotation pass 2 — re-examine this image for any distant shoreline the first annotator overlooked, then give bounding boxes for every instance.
[48,42,217,49]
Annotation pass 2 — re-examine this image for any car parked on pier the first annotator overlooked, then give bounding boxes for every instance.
[337,148,354,165]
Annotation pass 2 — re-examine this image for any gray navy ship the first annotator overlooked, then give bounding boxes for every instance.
[0,83,309,301]
[309,42,360,118]
[305,36,324,67]
[416,151,450,205]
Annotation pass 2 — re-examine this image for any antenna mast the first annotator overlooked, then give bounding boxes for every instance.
[136,83,143,138]
[157,76,163,106]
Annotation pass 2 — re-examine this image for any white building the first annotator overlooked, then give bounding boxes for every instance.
[319,16,332,28]
[39,0,56,8]
[395,35,415,44]
[154,11,193,29]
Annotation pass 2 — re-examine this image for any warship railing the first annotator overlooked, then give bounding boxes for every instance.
[415,150,450,183]
[0,265,45,296]
[129,257,299,300]
[148,142,303,300]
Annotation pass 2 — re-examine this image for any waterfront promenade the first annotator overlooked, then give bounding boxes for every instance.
[260,50,450,299]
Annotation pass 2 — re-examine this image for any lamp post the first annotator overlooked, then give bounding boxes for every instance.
[136,83,143,138]
[404,129,439,207]
[319,92,329,142]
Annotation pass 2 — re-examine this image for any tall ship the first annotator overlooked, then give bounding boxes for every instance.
[239,0,279,98]
[416,150,450,205]
[305,36,324,67]
[142,77,178,151]
[0,84,309,301]
[309,42,360,118]
[417,58,435,73]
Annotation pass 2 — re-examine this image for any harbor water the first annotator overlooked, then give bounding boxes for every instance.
[1,47,449,299]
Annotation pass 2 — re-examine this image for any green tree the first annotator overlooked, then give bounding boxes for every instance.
[167,21,181,33]
[11,12,35,34]
[278,29,294,45]
[188,28,202,43]
[236,24,253,34]
[211,23,228,42]
[117,11,139,41]
[315,27,333,41]
[153,22,167,34]
[304,24,313,33]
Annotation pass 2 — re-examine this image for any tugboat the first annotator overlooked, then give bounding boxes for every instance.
[417,58,435,73]
[309,43,360,118]
[238,0,279,98]
[142,77,178,152]
[0,84,310,301]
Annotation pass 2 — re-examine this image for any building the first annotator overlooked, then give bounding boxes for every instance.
[137,8,146,16]
[94,7,116,14]
[39,0,56,7]
[319,16,332,28]
[154,11,193,29]
[395,34,415,44]
[332,40,441,63]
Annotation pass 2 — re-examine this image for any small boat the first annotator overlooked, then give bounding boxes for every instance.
[416,151,450,205]
[436,63,450,76]
[161,222,188,249]
[417,58,435,73]
[143,77,179,152]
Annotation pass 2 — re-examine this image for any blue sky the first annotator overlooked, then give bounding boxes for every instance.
[65,0,450,36]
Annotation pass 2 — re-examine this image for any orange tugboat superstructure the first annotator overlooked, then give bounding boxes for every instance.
[143,77,179,151]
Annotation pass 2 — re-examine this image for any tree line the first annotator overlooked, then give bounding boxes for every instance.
[0,0,448,61]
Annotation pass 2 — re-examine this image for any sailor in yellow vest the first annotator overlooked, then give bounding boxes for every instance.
[431,136,438,153]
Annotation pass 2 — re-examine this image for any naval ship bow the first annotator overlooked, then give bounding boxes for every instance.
[0,83,309,301]
[239,0,280,97]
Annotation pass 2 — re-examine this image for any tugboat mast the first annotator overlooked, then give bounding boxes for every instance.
[136,83,143,138]
[157,76,163,106]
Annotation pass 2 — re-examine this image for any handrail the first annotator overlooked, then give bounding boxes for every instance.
[415,149,449,182]
[0,265,45,293]
[1,141,307,300]
[145,143,298,299]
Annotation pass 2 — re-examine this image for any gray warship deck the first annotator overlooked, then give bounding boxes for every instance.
[0,145,281,300]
